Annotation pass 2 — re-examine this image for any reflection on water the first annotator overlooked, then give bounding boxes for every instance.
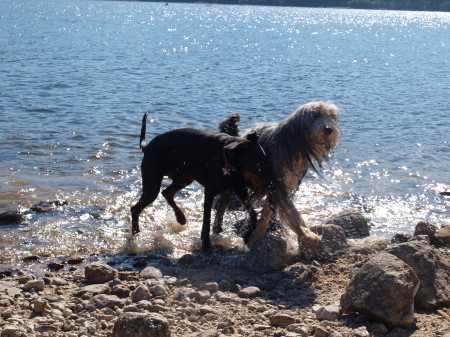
[1,163,448,265]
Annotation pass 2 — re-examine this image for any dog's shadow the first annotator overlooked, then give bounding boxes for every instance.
[105,243,317,313]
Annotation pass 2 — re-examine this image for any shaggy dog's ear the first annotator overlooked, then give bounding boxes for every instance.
[246,132,259,142]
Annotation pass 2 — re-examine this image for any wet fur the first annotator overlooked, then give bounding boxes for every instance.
[215,102,340,246]
[131,112,273,250]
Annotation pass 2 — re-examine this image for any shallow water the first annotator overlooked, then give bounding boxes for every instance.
[0,0,449,265]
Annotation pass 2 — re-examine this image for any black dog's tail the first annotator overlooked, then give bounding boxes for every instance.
[139,112,149,151]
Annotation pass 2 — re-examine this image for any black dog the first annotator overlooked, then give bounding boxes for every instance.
[131,112,273,250]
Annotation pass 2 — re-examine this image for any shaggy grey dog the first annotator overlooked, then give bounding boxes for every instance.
[215,101,340,246]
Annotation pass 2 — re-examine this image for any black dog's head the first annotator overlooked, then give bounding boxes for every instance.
[223,132,273,192]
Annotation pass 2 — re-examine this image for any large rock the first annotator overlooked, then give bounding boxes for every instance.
[85,262,118,284]
[112,312,170,337]
[244,235,294,273]
[340,252,419,327]
[325,210,370,238]
[298,224,348,260]
[385,240,450,310]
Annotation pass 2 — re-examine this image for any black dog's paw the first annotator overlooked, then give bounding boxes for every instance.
[175,211,187,225]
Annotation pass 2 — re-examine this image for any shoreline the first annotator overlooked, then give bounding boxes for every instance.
[1,229,449,337]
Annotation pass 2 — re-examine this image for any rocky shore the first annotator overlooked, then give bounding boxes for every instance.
[1,211,450,337]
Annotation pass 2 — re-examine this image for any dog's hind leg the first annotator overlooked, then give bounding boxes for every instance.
[201,189,216,250]
[213,191,232,234]
[161,178,193,225]
[131,171,163,235]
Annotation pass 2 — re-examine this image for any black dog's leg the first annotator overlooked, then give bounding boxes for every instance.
[201,190,216,250]
[161,178,193,225]
[234,187,258,244]
[213,191,232,234]
[131,171,163,235]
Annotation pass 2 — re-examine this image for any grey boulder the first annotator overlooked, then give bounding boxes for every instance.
[340,252,419,327]
[386,240,450,310]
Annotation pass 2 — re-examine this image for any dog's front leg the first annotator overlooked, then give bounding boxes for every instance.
[201,190,215,250]
[277,198,321,246]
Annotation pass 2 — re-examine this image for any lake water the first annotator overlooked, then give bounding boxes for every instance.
[0,0,449,266]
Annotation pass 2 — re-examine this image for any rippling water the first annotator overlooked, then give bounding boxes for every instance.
[0,0,449,265]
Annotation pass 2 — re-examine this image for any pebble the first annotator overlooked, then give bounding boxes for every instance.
[314,326,329,337]
[313,305,341,321]
[131,285,152,303]
[269,314,296,326]
[353,326,370,337]
[51,277,68,286]
[33,298,48,314]
[214,291,231,302]
[200,282,219,292]
[76,283,109,296]
[23,279,45,291]
[189,290,211,301]
[140,266,163,280]
[238,286,261,298]
[151,284,168,297]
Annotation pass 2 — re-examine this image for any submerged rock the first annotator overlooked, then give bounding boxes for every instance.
[30,200,68,213]
[0,210,24,225]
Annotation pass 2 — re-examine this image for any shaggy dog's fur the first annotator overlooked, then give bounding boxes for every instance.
[215,102,340,246]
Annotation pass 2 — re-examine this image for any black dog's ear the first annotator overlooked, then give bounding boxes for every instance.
[223,139,246,170]
[246,132,259,142]
[223,139,246,151]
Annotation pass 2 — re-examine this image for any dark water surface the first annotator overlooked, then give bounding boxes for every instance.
[0,0,449,265]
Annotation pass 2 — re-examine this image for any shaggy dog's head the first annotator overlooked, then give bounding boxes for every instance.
[278,101,340,174]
